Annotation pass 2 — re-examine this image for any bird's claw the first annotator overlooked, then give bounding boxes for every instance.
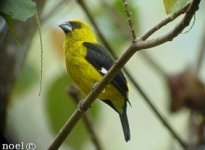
[77,100,91,112]
[92,83,98,92]
[92,82,105,93]
[77,101,85,112]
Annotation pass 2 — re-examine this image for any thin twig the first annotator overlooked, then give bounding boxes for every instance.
[121,0,136,40]
[141,2,191,41]
[67,85,103,150]
[135,0,200,49]
[196,22,205,75]
[48,0,200,149]
[100,0,189,78]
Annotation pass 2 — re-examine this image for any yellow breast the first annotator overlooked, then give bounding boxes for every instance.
[64,38,125,113]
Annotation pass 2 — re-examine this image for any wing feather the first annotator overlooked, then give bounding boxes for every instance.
[83,42,128,98]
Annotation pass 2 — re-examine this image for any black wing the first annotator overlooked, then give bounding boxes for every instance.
[83,42,128,98]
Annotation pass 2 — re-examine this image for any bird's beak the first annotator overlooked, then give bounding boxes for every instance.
[58,22,72,33]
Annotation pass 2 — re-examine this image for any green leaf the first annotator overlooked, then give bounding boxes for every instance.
[163,0,177,14]
[172,0,188,13]
[0,0,37,22]
[163,0,188,14]
[45,73,100,149]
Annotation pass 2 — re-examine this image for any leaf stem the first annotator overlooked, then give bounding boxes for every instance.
[35,13,43,96]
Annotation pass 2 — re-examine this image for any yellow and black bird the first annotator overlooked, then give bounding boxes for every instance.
[59,20,130,141]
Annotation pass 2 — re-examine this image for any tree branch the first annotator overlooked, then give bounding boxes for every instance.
[48,0,200,149]
[76,0,188,148]
[67,85,103,150]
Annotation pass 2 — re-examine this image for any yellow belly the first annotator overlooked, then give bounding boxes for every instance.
[65,55,125,113]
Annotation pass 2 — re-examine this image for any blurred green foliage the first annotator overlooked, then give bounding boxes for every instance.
[45,73,101,149]
[13,63,39,97]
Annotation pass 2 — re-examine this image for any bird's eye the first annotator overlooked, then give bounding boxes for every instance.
[69,22,82,30]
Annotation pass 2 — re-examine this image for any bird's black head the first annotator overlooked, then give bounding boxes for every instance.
[59,20,82,33]
[58,20,96,42]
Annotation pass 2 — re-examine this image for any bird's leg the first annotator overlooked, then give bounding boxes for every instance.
[92,82,98,92]
[77,82,105,112]
[77,100,92,112]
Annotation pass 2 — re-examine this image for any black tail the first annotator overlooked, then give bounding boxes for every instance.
[119,111,130,142]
